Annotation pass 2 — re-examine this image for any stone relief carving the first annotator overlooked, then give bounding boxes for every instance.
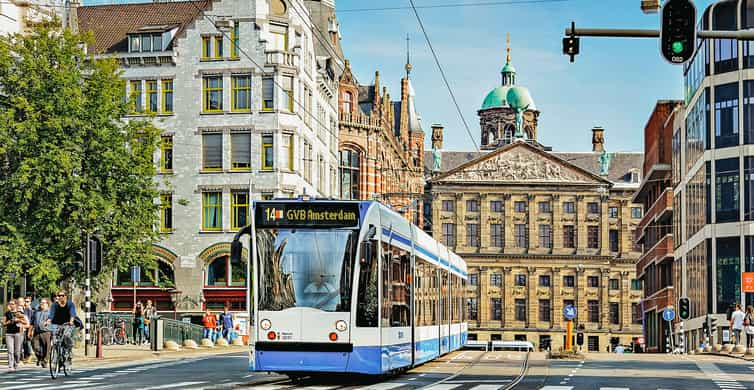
[448,150,586,182]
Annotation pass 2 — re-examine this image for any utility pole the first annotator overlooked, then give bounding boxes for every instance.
[85,232,91,357]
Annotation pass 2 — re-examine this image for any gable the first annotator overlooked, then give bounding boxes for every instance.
[432,142,610,185]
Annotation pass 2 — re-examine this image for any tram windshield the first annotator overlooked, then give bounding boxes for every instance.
[256,228,357,312]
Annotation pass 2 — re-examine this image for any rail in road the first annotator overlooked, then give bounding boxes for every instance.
[243,350,532,390]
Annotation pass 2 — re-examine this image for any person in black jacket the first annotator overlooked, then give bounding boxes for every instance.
[3,299,28,372]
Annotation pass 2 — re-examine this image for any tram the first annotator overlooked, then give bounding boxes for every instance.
[246,199,467,375]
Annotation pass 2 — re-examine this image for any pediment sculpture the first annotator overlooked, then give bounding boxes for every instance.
[448,150,588,183]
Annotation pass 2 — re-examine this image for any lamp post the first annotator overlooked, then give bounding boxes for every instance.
[169,290,182,320]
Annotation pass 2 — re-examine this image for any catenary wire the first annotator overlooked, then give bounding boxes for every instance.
[333,0,571,13]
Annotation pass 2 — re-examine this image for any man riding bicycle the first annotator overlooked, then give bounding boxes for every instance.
[45,290,77,365]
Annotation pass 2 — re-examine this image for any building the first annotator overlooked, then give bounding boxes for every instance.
[674,0,754,349]
[633,100,683,352]
[425,43,644,352]
[0,0,65,35]
[76,0,341,318]
[337,57,425,226]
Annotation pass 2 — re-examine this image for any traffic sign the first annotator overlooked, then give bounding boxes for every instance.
[563,304,577,320]
[130,265,141,284]
[743,272,754,292]
[637,336,645,345]
[663,308,675,322]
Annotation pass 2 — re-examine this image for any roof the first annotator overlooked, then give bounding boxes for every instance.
[77,1,211,54]
[481,86,510,110]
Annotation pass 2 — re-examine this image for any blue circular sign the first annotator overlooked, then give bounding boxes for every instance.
[663,308,675,322]
[563,305,577,320]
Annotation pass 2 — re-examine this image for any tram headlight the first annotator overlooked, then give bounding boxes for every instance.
[260,319,272,330]
[335,320,347,332]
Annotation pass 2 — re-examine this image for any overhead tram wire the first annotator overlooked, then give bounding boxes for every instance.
[337,0,570,13]
[407,0,480,153]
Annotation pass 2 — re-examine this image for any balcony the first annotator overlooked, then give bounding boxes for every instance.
[339,112,382,130]
[636,234,673,276]
[265,50,298,67]
[635,188,673,243]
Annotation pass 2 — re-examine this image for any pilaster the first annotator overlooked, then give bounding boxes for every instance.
[600,268,610,329]
[552,267,562,329]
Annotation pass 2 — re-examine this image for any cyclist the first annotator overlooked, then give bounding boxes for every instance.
[45,290,77,365]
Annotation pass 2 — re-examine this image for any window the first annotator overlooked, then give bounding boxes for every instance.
[231,75,251,111]
[609,302,619,324]
[539,225,552,248]
[146,80,158,113]
[714,38,738,74]
[130,35,141,52]
[608,206,618,218]
[563,225,575,248]
[262,135,274,170]
[587,226,599,249]
[270,23,289,51]
[515,274,526,286]
[261,193,273,200]
[206,256,247,287]
[262,77,274,111]
[129,80,142,113]
[515,224,528,248]
[563,275,575,288]
[538,201,551,213]
[115,262,175,290]
[231,22,240,58]
[631,207,642,219]
[490,273,502,286]
[160,136,173,173]
[715,83,739,148]
[587,276,599,288]
[231,191,249,230]
[609,278,619,290]
[587,202,599,214]
[490,224,503,247]
[491,298,502,320]
[631,279,642,290]
[515,299,526,321]
[466,200,480,212]
[469,273,478,286]
[202,192,222,231]
[716,157,740,223]
[490,200,503,213]
[467,298,478,320]
[745,81,754,145]
[631,303,642,324]
[564,299,575,309]
[283,134,294,171]
[609,230,619,252]
[303,141,312,182]
[442,200,455,212]
[214,36,223,58]
[342,91,353,113]
[587,300,599,322]
[514,201,526,212]
[203,76,223,112]
[466,224,480,247]
[563,201,575,214]
[202,37,211,59]
[587,336,600,352]
[442,223,456,246]
[160,193,173,232]
[230,133,251,170]
[161,80,173,113]
[539,275,550,287]
[539,299,551,322]
[282,75,294,112]
[339,149,360,199]
[202,133,222,171]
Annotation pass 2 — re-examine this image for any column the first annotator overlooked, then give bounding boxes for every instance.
[503,266,514,328]
[431,193,441,239]
[576,195,586,254]
[552,267,562,329]
[600,268,610,329]
[527,266,537,329]
[528,194,537,252]
[552,195,562,252]
[479,267,489,327]
[620,199,632,257]
[504,194,514,253]
[620,270,630,331]
[576,266,587,326]
[455,193,465,250]
[480,193,490,250]
[600,195,610,256]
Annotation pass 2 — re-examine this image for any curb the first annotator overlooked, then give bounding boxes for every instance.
[700,352,754,363]
[72,345,247,367]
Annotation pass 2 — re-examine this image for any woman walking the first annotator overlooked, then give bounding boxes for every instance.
[3,299,28,372]
[132,302,145,345]
[745,305,754,349]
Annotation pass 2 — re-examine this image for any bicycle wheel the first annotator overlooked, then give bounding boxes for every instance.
[101,327,113,346]
[62,348,69,377]
[114,329,126,345]
[49,344,60,379]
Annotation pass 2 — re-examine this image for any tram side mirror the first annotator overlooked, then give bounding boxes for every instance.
[361,241,373,266]
[230,240,243,264]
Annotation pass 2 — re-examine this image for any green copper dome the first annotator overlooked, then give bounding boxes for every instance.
[506,85,536,111]
[481,86,510,110]
[501,62,516,74]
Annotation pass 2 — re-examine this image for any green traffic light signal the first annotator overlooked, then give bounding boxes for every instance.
[672,41,684,54]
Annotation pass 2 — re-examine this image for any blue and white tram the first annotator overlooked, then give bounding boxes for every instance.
[248,200,467,375]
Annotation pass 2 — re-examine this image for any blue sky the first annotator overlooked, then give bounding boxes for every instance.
[83,0,718,152]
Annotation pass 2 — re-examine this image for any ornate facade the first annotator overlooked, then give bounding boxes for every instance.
[337,59,425,225]
[425,46,645,352]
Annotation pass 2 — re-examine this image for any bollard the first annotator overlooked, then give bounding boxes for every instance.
[96,327,103,359]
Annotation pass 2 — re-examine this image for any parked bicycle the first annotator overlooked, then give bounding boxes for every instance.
[94,316,128,346]
[49,323,75,379]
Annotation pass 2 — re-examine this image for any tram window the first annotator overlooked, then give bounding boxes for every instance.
[441,271,449,323]
[356,239,378,327]
[381,242,391,327]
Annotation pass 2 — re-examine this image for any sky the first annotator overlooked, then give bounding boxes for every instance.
[81,0,719,153]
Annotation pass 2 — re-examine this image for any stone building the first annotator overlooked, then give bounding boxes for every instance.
[337,58,425,225]
[0,0,65,35]
[76,0,341,318]
[425,47,645,352]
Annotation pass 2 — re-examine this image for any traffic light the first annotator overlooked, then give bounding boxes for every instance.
[562,36,580,63]
[660,0,697,64]
[710,316,718,334]
[678,297,690,320]
[576,332,584,346]
[88,236,103,276]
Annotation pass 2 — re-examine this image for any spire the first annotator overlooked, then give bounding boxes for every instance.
[502,33,516,86]
[405,33,412,77]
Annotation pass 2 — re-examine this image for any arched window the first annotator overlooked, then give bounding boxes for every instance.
[206,256,247,287]
[115,261,175,288]
[339,149,360,199]
[112,259,176,311]
[524,126,533,140]
[503,125,515,144]
[343,91,353,114]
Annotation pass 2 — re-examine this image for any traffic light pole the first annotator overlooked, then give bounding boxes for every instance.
[85,232,90,357]
[564,26,754,40]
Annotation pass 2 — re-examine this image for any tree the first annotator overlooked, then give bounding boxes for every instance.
[0,26,162,295]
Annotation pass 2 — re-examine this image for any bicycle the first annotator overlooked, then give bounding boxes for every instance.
[49,324,74,379]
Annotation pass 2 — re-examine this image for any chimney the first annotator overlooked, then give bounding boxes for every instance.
[592,127,605,153]
[431,124,444,150]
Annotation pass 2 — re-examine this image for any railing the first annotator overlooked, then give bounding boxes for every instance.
[162,317,204,345]
[339,111,382,128]
[636,234,673,275]
[265,50,298,67]
[635,188,673,243]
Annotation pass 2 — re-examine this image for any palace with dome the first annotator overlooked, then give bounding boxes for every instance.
[424,40,646,352]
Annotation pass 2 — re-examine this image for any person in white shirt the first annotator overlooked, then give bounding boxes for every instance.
[730,303,746,346]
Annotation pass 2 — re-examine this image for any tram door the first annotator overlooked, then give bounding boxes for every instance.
[440,270,450,355]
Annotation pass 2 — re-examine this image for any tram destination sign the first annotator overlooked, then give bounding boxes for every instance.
[256,202,360,228]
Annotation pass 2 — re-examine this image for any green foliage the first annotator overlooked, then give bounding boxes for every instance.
[0,26,162,295]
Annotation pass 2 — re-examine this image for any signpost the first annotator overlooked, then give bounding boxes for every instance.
[563,305,576,352]
[663,308,675,353]
[130,265,141,308]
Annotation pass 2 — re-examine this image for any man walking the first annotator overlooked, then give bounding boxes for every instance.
[143,300,155,342]
[32,299,51,367]
[220,306,233,343]
[731,303,746,346]
[202,309,216,341]
[3,299,28,372]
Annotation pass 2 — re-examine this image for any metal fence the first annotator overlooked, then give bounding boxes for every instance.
[161,317,204,345]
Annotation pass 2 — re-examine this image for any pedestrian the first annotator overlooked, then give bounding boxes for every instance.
[220,306,234,342]
[730,303,746,346]
[31,299,51,367]
[3,299,28,372]
[143,300,155,343]
[132,302,145,345]
[202,309,216,341]
[745,305,754,349]
[22,296,33,364]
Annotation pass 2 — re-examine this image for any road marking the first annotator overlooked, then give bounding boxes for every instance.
[18,382,99,390]
[363,383,406,390]
[423,385,461,390]
[539,386,573,390]
[696,361,748,390]
[468,385,503,390]
[599,388,630,390]
[144,382,207,390]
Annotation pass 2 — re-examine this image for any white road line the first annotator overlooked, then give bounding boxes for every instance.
[599,388,630,390]
[363,383,406,390]
[16,382,99,390]
[144,382,207,390]
[422,384,461,390]
[468,385,503,390]
[539,386,573,390]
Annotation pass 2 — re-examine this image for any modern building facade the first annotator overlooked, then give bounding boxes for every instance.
[425,48,645,352]
[77,0,341,318]
[633,100,682,352]
[674,0,754,349]
[337,59,426,226]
